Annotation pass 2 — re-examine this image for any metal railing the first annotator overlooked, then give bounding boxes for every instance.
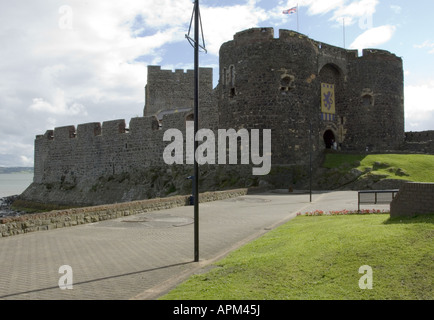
[357,189,399,212]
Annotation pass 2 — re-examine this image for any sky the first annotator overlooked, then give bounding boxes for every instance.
[0,0,433,167]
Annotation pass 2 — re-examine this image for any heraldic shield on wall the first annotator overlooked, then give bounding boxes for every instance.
[321,83,335,121]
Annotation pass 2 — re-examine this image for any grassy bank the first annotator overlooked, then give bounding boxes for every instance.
[160,213,433,300]
[322,153,434,182]
[10,199,79,213]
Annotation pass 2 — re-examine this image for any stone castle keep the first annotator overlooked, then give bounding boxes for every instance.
[21,27,408,206]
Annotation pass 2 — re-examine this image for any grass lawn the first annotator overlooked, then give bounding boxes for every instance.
[322,153,434,182]
[160,213,433,300]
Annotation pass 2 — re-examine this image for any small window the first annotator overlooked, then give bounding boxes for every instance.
[230,87,236,98]
[280,75,295,92]
[229,65,235,87]
[362,94,373,106]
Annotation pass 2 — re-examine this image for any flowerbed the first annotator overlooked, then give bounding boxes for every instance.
[296,209,388,216]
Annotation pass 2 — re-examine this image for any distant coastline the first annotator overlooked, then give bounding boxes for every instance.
[0,168,34,216]
[0,169,34,200]
[0,167,33,174]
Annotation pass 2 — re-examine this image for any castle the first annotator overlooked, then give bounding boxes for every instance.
[21,27,416,207]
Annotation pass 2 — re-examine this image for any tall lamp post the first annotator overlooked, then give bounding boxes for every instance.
[186,0,206,262]
[193,0,199,263]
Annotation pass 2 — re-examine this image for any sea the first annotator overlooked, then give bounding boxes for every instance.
[0,173,33,217]
[0,173,33,198]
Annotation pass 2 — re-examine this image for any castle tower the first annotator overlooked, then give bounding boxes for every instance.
[218,28,322,166]
[144,65,216,129]
[217,27,404,168]
[344,49,404,151]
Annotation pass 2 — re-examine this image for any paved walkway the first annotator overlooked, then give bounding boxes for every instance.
[0,190,389,300]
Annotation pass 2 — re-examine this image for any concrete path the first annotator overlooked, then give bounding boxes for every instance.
[0,190,389,300]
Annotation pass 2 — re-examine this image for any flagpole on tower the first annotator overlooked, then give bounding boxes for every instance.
[343,17,346,48]
[297,3,299,32]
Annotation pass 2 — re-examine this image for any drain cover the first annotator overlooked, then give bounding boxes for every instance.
[121,213,193,228]
[225,197,271,203]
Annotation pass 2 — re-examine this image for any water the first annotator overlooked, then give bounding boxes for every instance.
[0,173,33,198]
[0,173,33,217]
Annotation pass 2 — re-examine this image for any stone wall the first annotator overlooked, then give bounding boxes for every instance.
[1,189,248,238]
[402,131,434,154]
[31,113,182,190]
[390,182,434,217]
[405,130,434,142]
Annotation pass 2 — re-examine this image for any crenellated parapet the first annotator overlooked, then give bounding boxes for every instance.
[102,119,127,136]
[53,125,76,140]
[361,48,402,62]
[77,122,102,139]
[32,110,195,185]
[233,27,274,45]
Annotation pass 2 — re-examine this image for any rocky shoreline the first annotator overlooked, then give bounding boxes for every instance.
[0,195,23,218]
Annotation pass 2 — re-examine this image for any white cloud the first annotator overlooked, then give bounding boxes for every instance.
[404,82,434,131]
[349,25,396,52]
[29,96,86,117]
[414,40,434,54]
[294,0,379,27]
[331,0,378,25]
[0,0,430,166]
[0,0,274,167]
[20,155,34,167]
[201,2,270,55]
[299,0,346,16]
[390,5,402,14]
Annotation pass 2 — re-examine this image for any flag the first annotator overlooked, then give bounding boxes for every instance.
[321,83,335,116]
[283,7,297,14]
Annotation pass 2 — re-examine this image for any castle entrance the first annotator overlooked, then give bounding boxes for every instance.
[323,130,335,149]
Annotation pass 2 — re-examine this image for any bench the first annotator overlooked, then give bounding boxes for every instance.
[357,189,399,212]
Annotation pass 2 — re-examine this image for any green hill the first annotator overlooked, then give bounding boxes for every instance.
[316,153,434,190]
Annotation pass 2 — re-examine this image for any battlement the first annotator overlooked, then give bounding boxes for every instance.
[228,27,399,63]
[144,65,213,117]
[232,28,325,47]
[361,48,402,62]
[102,119,127,136]
[233,27,274,45]
[53,125,76,140]
[34,111,192,142]
[278,29,309,40]
[76,122,102,139]
[146,65,212,80]
[147,65,195,76]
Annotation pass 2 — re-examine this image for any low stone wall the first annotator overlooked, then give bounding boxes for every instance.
[0,188,248,238]
[390,183,434,217]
